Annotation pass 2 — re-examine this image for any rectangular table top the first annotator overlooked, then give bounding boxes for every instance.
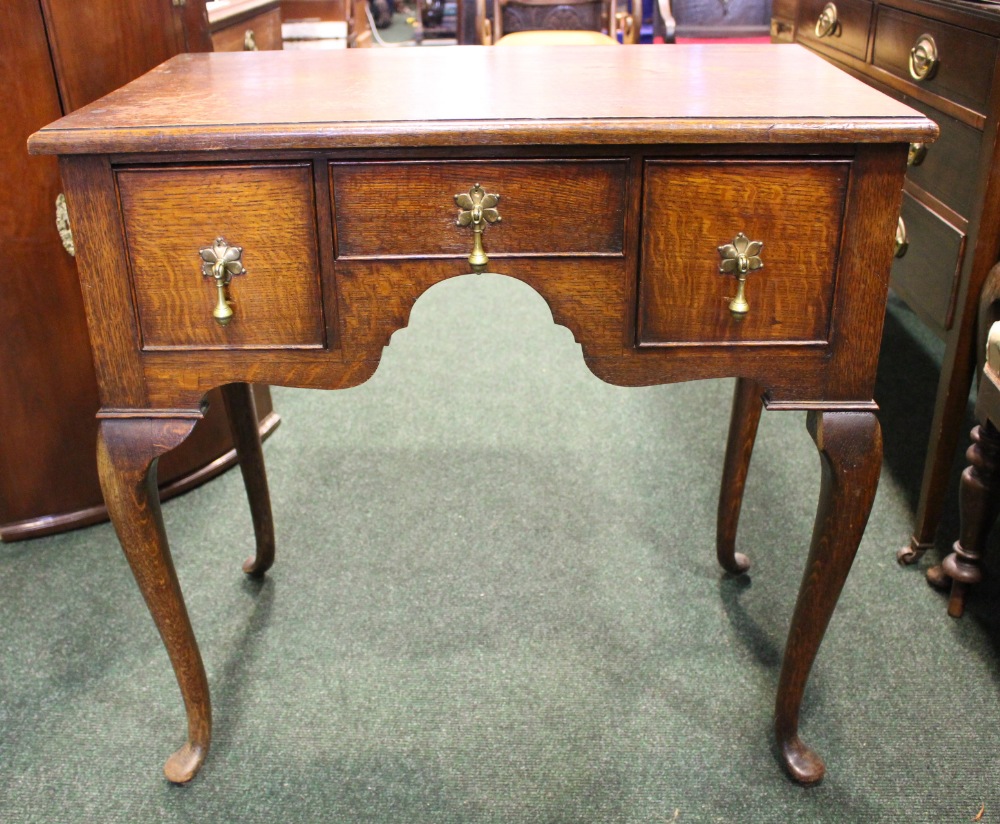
[28,45,936,154]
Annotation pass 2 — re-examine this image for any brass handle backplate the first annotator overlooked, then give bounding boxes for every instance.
[244,29,259,50]
[455,183,501,272]
[200,237,246,326]
[814,2,838,38]
[909,34,938,81]
[55,193,75,257]
[718,232,763,319]
[907,142,927,167]
[894,217,908,258]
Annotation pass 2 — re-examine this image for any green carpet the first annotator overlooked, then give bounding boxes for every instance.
[1,275,998,822]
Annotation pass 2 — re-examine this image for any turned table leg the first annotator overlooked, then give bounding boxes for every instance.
[929,422,1000,617]
[717,378,763,574]
[97,417,211,784]
[897,315,977,566]
[220,382,276,576]
[775,410,881,785]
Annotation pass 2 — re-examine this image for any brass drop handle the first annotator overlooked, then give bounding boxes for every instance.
[909,35,938,81]
[814,3,838,38]
[718,232,764,319]
[455,183,501,272]
[55,193,75,257]
[907,142,927,167]
[894,217,908,258]
[244,29,258,50]
[200,237,246,326]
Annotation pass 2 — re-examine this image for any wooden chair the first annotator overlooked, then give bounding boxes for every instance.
[926,262,1000,617]
[476,0,639,44]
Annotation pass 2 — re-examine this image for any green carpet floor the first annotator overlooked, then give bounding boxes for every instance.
[1,275,998,822]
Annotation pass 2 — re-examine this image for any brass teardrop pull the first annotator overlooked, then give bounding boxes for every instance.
[718,232,764,319]
[199,237,246,326]
[455,184,501,273]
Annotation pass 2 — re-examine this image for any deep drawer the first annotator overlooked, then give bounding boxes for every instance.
[796,0,873,62]
[900,95,980,219]
[331,160,627,259]
[117,163,326,350]
[637,160,850,347]
[872,6,997,117]
[890,191,966,332]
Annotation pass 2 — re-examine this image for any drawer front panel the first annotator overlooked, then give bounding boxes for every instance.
[118,164,326,350]
[891,191,966,332]
[901,95,980,219]
[637,160,850,347]
[796,0,873,61]
[872,7,997,116]
[331,160,627,258]
[212,8,284,52]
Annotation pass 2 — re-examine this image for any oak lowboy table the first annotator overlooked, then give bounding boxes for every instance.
[29,44,935,786]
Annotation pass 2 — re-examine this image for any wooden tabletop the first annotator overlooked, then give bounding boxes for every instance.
[29,45,937,154]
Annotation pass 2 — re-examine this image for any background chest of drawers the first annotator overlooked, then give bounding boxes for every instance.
[774,0,1000,561]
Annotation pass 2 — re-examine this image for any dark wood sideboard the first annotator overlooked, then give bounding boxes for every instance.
[0,0,277,541]
[29,46,933,786]
[772,0,1000,563]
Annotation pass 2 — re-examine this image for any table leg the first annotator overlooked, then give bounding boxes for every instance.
[97,417,211,784]
[775,410,881,785]
[717,378,763,574]
[220,382,276,576]
[897,333,976,565]
[931,422,1000,617]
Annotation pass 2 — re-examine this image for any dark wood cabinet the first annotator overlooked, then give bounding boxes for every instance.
[0,0,277,541]
[777,0,1000,561]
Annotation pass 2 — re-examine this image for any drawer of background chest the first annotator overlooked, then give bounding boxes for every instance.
[331,160,627,258]
[796,0,873,61]
[117,163,326,350]
[637,160,850,347]
[873,6,997,117]
[901,95,980,219]
[891,191,966,332]
[211,7,284,52]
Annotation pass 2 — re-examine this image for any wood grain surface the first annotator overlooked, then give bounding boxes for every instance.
[332,160,626,258]
[117,163,326,349]
[28,46,936,155]
[637,160,849,346]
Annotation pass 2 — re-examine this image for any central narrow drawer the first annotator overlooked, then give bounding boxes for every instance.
[331,160,627,259]
[637,160,850,347]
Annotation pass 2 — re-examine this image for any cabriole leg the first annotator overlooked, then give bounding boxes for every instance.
[97,417,210,784]
[220,383,275,576]
[717,378,763,574]
[775,410,881,785]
